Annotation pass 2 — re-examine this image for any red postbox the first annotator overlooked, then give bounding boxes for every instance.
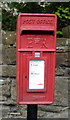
[16,13,57,104]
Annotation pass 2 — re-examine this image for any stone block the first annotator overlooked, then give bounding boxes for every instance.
[0,78,11,85]
[0,29,2,44]
[56,67,70,77]
[38,110,45,117]
[0,65,2,77]
[0,44,2,64]
[0,78,11,101]
[2,45,16,65]
[62,26,70,38]
[2,30,16,45]
[4,99,16,105]
[43,109,68,118]
[11,79,16,100]
[57,38,70,47]
[20,105,27,109]
[56,46,69,53]
[2,105,10,118]
[54,77,68,106]
[0,105,2,118]
[9,112,21,116]
[0,85,2,96]
[56,52,69,67]
[38,105,67,113]
[20,110,27,118]
[2,78,11,97]
[0,65,16,77]
[64,68,70,77]
[10,105,21,112]
[0,96,7,101]
[55,67,64,76]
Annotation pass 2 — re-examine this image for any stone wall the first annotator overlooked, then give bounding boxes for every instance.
[0,30,69,118]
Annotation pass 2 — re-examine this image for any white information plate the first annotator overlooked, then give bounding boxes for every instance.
[29,60,44,89]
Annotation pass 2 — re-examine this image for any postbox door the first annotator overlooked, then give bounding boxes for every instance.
[17,51,55,104]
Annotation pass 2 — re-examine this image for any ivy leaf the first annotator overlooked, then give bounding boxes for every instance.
[57,31,63,35]
[65,16,68,19]
[67,16,70,19]
[55,12,60,17]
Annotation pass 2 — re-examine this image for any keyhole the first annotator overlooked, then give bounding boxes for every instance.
[25,76,27,79]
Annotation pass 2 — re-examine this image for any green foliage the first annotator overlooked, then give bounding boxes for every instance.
[55,6,70,25]
[2,2,70,35]
[2,9,17,31]
[55,5,70,36]
[57,31,63,35]
[57,31,63,37]
[43,2,70,36]
[7,2,43,13]
[2,2,43,31]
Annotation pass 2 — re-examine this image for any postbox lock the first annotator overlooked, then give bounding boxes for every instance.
[25,76,27,79]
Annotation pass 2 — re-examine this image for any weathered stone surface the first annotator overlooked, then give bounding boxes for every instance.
[56,46,69,53]
[0,44,2,64]
[0,66,2,77]
[56,52,69,67]
[43,109,68,118]
[10,105,22,113]
[55,67,64,76]
[0,84,2,96]
[18,104,27,110]
[0,101,5,105]
[2,30,16,45]
[56,67,70,76]
[2,78,11,97]
[20,110,27,117]
[38,111,45,117]
[0,96,7,101]
[38,105,68,113]
[0,105,2,118]
[2,105,10,118]
[62,26,70,38]
[20,110,45,118]
[18,105,27,116]
[11,79,16,100]
[64,68,70,76]
[0,29,2,45]
[2,45,16,65]
[4,99,16,105]
[9,112,21,117]
[1,65,16,77]
[57,38,70,47]
[54,77,68,106]
[0,78,11,85]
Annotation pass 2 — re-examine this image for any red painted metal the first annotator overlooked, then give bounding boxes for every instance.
[16,13,57,104]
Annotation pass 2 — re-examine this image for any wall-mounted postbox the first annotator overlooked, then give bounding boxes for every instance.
[16,13,57,104]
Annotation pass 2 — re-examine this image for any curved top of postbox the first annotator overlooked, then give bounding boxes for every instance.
[17,13,57,31]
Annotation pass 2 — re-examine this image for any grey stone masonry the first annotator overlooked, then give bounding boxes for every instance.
[0,31,69,119]
[62,25,70,38]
